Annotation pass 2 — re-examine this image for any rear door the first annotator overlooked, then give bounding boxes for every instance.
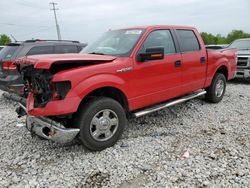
[175,29,207,93]
[131,29,183,109]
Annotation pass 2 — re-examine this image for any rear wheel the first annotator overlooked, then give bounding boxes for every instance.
[205,73,226,103]
[74,97,127,151]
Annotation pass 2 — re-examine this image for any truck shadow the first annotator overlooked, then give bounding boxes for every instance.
[123,98,205,139]
[31,100,197,154]
[29,97,207,154]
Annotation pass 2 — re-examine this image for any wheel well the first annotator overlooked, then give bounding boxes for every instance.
[216,65,228,80]
[81,87,130,115]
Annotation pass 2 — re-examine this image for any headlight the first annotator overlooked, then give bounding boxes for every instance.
[51,81,71,100]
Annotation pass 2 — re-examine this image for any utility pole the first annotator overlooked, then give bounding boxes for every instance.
[10,34,18,42]
[50,2,61,40]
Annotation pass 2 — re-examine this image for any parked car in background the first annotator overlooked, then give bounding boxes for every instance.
[227,38,250,79]
[0,45,5,51]
[0,40,87,95]
[206,44,228,50]
[16,25,237,151]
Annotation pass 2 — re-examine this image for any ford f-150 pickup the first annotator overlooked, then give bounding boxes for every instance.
[16,25,237,151]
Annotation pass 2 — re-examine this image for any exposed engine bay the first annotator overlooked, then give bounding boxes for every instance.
[17,60,99,108]
[20,65,53,107]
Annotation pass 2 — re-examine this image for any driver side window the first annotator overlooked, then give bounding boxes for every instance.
[141,30,176,55]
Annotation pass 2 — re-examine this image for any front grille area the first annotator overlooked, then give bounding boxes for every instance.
[237,57,249,67]
[21,65,53,107]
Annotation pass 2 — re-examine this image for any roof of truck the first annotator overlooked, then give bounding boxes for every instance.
[118,25,196,30]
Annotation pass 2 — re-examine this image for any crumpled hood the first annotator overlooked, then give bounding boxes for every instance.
[236,50,250,56]
[16,53,117,69]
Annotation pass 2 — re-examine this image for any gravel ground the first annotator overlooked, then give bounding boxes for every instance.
[0,81,249,188]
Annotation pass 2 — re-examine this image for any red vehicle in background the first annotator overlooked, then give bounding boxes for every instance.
[16,25,237,151]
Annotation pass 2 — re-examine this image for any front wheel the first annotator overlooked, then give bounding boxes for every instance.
[205,73,226,103]
[74,97,127,151]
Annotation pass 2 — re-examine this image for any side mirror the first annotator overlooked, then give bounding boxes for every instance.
[137,47,164,62]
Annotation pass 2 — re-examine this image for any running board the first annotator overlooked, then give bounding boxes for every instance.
[133,90,206,118]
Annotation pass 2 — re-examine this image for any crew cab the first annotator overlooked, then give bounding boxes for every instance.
[16,25,237,151]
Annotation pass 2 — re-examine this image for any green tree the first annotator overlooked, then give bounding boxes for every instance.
[200,32,217,45]
[0,34,11,45]
[201,30,250,45]
[215,34,227,44]
[226,30,250,43]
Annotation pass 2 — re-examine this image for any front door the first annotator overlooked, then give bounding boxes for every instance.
[130,29,183,110]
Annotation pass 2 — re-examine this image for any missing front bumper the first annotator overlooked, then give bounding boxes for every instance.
[26,116,80,144]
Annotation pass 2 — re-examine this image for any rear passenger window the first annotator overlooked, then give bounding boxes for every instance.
[141,30,176,55]
[55,45,78,53]
[176,30,200,52]
[27,46,54,55]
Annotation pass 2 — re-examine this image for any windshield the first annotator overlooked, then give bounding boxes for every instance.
[81,29,145,56]
[228,40,250,50]
[0,46,19,60]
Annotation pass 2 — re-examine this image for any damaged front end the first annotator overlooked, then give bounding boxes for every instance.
[15,54,117,144]
[21,65,71,108]
[16,98,80,145]
[26,115,79,144]
[16,65,79,144]
[21,65,53,107]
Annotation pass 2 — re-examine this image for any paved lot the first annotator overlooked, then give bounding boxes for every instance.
[0,81,249,187]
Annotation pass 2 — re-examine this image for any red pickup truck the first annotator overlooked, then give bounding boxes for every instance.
[16,25,237,151]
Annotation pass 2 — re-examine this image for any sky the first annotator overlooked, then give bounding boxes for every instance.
[0,0,250,44]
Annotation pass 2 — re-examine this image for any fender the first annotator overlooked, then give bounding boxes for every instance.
[66,73,129,103]
[205,57,229,87]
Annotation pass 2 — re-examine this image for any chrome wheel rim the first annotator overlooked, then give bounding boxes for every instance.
[90,109,119,142]
[215,79,224,97]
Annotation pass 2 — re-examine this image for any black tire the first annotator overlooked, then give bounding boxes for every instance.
[74,97,127,151]
[205,73,226,103]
